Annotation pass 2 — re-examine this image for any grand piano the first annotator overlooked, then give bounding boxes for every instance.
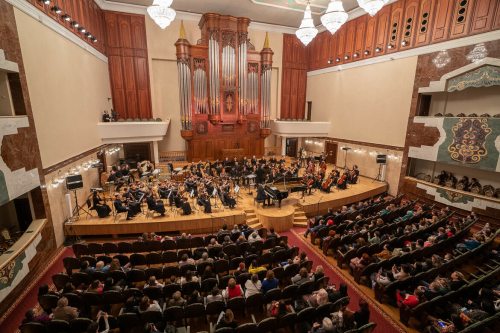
[264,173,306,208]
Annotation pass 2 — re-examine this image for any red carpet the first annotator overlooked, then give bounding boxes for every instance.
[282,228,405,333]
[0,246,73,333]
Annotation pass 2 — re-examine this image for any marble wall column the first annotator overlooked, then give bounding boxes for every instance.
[281,136,286,156]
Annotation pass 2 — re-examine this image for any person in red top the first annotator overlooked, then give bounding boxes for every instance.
[269,300,291,319]
[223,278,243,300]
[397,289,425,308]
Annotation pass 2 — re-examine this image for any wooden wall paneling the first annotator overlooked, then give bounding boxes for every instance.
[326,32,337,65]
[83,0,92,45]
[335,25,347,64]
[387,0,405,53]
[344,20,357,63]
[299,38,308,70]
[400,0,421,49]
[283,35,293,68]
[131,15,146,50]
[105,12,120,48]
[494,0,500,29]
[118,14,132,49]
[315,33,323,69]
[134,57,150,119]
[374,5,391,56]
[123,56,139,119]
[308,38,316,70]
[297,70,307,120]
[206,140,214,159]
[72,0,84,40]
[46,0,57,19]
[242,138,250,155]
[470,0,497,34]
[321,32,330,68]
[431,0,455,42]
[290,69,299,119]
[449,0,475,39]
[363,13,377,59]
[414,0,436,47]
[354,15,367,60]
[34,0,45,11]
[292,36,301,68]
[192,140,201,159]
[281,68,291,119]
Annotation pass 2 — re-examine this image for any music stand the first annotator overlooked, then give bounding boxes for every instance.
[211,188,221,209]
[246,175,256,195]
[190,189,199,213]
[234,185,241,204]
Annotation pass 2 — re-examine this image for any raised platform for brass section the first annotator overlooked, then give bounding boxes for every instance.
[64,176,387,238]
[255,205,295,233]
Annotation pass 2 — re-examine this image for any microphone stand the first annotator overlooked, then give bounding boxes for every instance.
[316,196,323,217]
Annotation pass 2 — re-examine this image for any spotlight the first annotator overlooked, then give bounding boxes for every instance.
[344,55,349,60]
[62,14,70,21]
[364,50,369,55]
[375,47,381,52]
[388,44,394,49]
[327,59,333,64]
[86,32,92,38]
[92,37,98,43]
[401,40,408,46]
[39,0,50,4]
[71,21,79,27]
[354,53,359,58]
[78,27,86,33]
[51,6,61,13]
[336,57,341,62]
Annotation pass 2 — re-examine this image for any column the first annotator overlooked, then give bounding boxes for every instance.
[281,136,287,156]
[153,141,159,164]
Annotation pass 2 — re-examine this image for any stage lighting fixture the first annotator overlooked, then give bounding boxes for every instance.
[51,6,61,13]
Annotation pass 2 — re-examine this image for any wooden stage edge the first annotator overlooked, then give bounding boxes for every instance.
[64,177,387,238]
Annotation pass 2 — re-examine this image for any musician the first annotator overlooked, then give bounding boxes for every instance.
[146,161,154,173]
[114,193,134,220]
[260,156,267,165]
[242,156,248,166]
[319,152,327,165]
[185,176,198,197]
[251,155,257,166]
[102,110,111,122]
[107,171,124,191]
[233,156,238,165]
[255,164,265,184]
[242,167,252,186]
[299,148,307,167]
[222,189,236,209]
[146,192,166,217]
[165,159,174,174]
[92,191,111,218]
[137,162,143,179]
[270,155,277,166]
[256,184,271,206]
[223,157,231,167]
[267,169,278,184]
[122,164,135,182]
[350,165,359,184]
[234,161,240,171]
[337,171,348,190]
[291,165,299,177]
[197,160,204,171]
[198,190,212,213]
[230,166,240,186]
[190,162,197,173]
[306,153,313,166]
[280,155,286,165]
[306,161,315,174]
[204,161,213,177]
[320,174,333,194]
[175,192,192,215]
[115,166,124,179]
[129,183,146,201]
[122,187,142,215]
[216,163,223,177]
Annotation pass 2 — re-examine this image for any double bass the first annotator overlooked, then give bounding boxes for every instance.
[320,161,327,174]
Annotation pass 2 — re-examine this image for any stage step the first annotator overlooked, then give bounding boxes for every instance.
[248,222,263,230]
[294,211,306,217]
[244,209,254,214]
[246,213,257,219]
[293,221,308,228]
[246,217,259,224]
[294,216,308,222]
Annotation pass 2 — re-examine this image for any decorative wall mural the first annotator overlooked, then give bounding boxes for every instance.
[222,124,234,132]
[448,66,500,92]
[224,92,236,115]
[447,118,492,164]
[195,121,208,135]
[248,121,259,134]
[436,188,474,205]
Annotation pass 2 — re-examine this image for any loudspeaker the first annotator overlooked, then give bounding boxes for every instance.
[376,154,387,164]
[66,175,83,190]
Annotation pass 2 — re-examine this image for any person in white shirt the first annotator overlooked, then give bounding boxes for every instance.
[144,276,164,289]
[248,232,262,244]
[244,274,262,298]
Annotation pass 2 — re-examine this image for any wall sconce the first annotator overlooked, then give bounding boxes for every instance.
[388,44,394,49]
[85,32,92,38]
[92,37,98,43]
[78,27,86,33]
[336,57,341,62]
[401,40,408,46]
[364,50,369,55]
[62,14,71,21]
[71,21,79,27]
[344,55,349,60]
[51,6,62,13]
[39,0,50,4]
[375,47,381,52]
[327,59,333,64]
[354,53,359,58]
[51,177,59,188]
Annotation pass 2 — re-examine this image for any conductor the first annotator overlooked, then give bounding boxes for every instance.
[256,184,271,206]
[255,165,265,185]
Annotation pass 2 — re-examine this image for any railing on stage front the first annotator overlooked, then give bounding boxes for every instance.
[158,151,187,163]
[264,146,281,156]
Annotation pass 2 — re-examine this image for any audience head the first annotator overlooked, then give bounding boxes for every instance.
[110,258,121,271]
[322,318,333,331]
[57,297,68,308]
[172,291,181,301]
[315,265,324,275]
[25,309,35,321]
[203,266,213,277]
[359,299,369,312]
[38,284,49,296]
[211,286,219,297]
[251,274,259,284]
[251,232,258,239]
[343,311,356,329]
[202,252,209,261]
[185,270,193,282]
[224,235,230,243]
[210,238,217,245]
[317,289,328,306]
[148,276,157,286]
[300,251,307,261]
[251,259,259,268]
[270,227,275,233]
[266,270,275,281]
[299,267,308,279]
[238,235,245,243]
[223,309,234,324]
[181,254,188,262]
[238,262,245,271]
[228,278,237,290]
[339,283,348,296]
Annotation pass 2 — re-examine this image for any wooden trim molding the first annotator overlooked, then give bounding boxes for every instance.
[43,144,109,175]
[320,137,404,151]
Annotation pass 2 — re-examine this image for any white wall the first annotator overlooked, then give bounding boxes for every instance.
[428,85,500,116]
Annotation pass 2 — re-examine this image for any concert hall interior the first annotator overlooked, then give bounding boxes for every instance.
[2,0,500,332]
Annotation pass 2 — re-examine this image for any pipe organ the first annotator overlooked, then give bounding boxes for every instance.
[175,14,273,162]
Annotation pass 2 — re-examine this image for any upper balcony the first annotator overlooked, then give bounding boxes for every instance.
[271,119,331,137]
[97,118,170,144]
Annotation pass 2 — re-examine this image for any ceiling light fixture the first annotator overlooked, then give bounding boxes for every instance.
[296,1,317,46]
[148,0,176,30]
[357,0,389,17]
[466,43,488,63]
[78,27,86,33]
[321,0,348,35]
[432,50,451,68]
[51,6,62,13]
[71,21,79,27]
[62,14,71,21]
[375,47,381,52]
[388,44,394,49]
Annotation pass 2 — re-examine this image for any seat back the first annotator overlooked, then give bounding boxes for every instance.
[46,319,70,333]
[19,322,47,333]
[38,294,59,312]
[69,318,93,333]
[256,317,277,333]
[52,273,71,291]
[205,300,225,316]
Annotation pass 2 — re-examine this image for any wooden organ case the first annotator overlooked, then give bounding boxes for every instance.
[175,14,273,162]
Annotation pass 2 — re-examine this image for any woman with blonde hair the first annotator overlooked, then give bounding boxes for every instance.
[292,267,311,285]
[303,288,329,308]
[311,265,324,282]
[222,278,243,299]
[215,309,237,330]
[52,297,79,322]
[244,274,262,298]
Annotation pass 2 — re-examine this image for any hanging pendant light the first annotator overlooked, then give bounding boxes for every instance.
[148,0,176,30]
[321,0,348,35]
[466,43,488,63]
[296,2,318,46]
[357,0,389,17]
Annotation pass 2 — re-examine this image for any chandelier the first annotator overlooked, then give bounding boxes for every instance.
[357,0,389,17]
[432,50,451,68]
[148,0,176,30]
[321,0,348,35]
[296,2,318,46]
[466,43,488,63]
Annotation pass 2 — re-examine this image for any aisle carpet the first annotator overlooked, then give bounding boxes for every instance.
[1,230,405,333]
[281,228,405,333]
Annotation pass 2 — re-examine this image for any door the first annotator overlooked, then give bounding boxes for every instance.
[14,198,33,232]
[326,142,338,165]
[286,138,298,157]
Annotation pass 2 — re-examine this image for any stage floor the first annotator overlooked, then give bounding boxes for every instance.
[64,176,387,238]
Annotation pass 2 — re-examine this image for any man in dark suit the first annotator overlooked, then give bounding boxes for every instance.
[223,157,231,167]
[242,156,248,166]
[255,165,265,184]
[256,184,271,206]
[251,155,257,166]
[102,110,110,122]
[114,194,134,220]
[270,155,277,165]
[146,193,165,217]
[222,190,236,209]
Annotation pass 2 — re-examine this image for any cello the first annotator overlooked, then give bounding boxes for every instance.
[322,177,332,190]
[337,173,347,186]
[320,161,326,174]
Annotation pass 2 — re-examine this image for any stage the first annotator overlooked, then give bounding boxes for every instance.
[64,176,387,238]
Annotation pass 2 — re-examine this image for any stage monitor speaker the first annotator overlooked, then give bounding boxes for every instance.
[376,154,387,164]
[67,175,83,190]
